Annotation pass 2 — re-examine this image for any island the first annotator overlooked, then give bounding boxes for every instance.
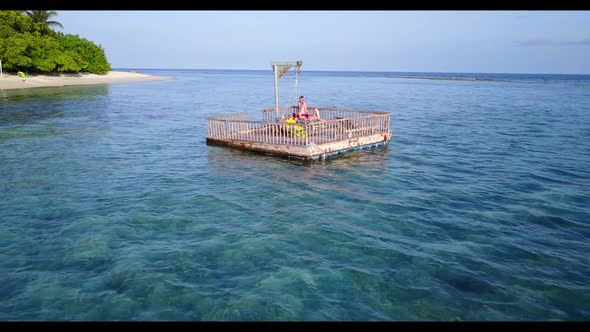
[0,10,169,90]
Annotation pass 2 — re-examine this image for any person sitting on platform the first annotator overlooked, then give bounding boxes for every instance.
[291,95,321,121]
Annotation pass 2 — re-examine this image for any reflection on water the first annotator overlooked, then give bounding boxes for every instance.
[206,143,390,170]
[205,144,393,219]
[0,85,110,138]
[0,85,109,104]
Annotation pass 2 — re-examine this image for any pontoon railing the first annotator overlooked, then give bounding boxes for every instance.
[207,108,391,147]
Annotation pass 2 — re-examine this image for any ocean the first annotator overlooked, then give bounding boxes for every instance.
[0,69,589,320]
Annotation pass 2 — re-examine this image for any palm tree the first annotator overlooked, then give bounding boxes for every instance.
[24,10,63,34]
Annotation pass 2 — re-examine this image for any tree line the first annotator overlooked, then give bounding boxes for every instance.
[0,10,111,75]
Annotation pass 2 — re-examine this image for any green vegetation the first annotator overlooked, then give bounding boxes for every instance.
[24,10,64,34]
[0,10,111,75]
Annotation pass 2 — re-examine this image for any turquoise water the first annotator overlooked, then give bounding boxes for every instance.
[1,69,589,321]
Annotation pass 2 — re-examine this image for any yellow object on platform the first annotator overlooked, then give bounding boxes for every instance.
[285,118,306,138]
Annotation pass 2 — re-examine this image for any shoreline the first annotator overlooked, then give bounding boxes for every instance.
[0,71,171,91]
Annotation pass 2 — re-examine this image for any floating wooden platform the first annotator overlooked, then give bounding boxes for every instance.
[207,107,392,160]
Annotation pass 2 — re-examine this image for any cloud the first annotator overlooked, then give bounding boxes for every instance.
[519,38,590,46]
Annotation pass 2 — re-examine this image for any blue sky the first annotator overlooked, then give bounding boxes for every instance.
[56,11,590,74]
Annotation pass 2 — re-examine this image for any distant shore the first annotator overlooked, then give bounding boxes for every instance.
[390,76,504,82]
[0,71,170,91]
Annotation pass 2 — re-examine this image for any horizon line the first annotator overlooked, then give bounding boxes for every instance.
[112,67,590,76]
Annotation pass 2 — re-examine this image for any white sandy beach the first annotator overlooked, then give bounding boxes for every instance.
[0,71,170,90]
